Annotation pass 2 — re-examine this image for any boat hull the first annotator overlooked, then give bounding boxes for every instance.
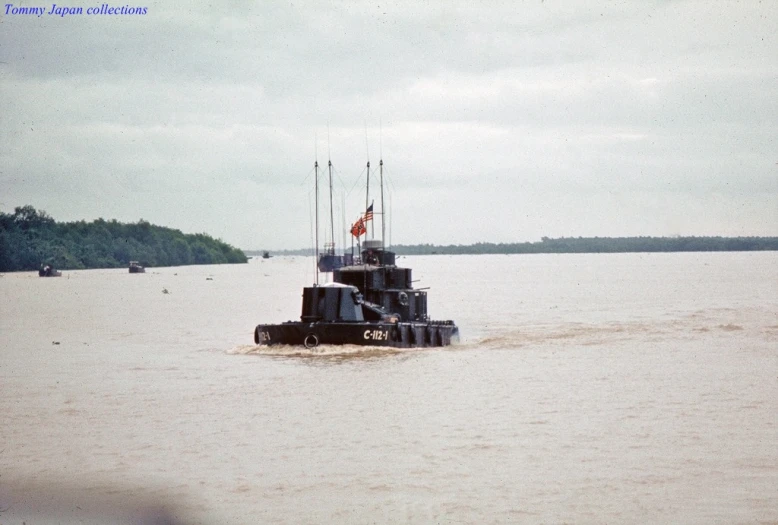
[254,320,459,349]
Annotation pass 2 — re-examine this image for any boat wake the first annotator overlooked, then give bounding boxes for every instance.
[468,311,775,350]
[232,307,776,356]
[229,343,415,359]
[470,323,658,350]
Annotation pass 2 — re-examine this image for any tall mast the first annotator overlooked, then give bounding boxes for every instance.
[341,192,347,258]
[314,160,319,285]
[328,160,335,254]
[365,161,371,238]
[380,158,385,250]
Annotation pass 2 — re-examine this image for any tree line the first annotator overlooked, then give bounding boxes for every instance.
[0,205,247,272]
[391,236,778,255]
[252,235,778,257]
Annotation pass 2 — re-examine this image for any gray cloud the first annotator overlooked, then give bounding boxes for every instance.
[1,0,776,249]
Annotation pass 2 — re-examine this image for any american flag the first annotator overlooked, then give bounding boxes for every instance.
[364,203,374,222]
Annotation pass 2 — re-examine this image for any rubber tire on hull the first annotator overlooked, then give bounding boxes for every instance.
[398,292,409,306]
[304,333,320,348]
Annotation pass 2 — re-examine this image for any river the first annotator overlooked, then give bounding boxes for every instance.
[1,252,776,524]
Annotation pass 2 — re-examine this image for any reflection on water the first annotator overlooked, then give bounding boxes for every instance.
[1,253,777,524]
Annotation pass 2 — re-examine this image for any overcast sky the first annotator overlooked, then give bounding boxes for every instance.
[2,0,776,250]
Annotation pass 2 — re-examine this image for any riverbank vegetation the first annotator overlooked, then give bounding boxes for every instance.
[0,205,247,272]
[390,236,778,255]
[249,235,778,257]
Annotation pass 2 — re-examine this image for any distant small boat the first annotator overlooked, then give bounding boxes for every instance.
[318,242,354,272]
[129,261,145,273]
[262,251,272,259]
[38,265,61,277]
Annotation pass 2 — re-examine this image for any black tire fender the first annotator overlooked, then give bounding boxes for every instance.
[398,292,409,306]
[304,333,319,348]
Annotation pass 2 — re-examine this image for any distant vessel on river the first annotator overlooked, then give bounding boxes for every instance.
[38,264,61,277]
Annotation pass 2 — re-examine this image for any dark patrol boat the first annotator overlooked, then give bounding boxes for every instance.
[38,264,62,277]
[128,261,145,273]
[253,157,459,349]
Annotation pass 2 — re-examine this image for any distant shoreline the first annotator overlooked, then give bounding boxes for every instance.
[1,206,247,272]
[246,236,778,257]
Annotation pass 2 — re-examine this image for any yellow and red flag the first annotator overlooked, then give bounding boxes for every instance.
[350,216,366,237]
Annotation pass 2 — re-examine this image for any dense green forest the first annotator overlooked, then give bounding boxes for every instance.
[249,235,778,257]
[0,205,247,272]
